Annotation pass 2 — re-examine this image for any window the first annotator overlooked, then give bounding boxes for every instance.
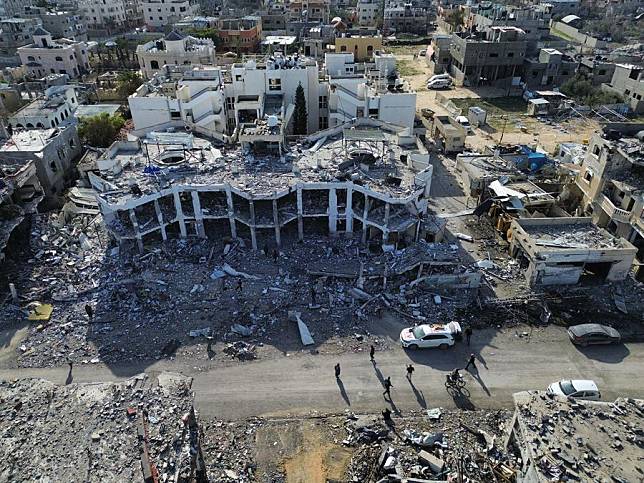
[170,111,181,119]
[50,161,58,172]
[319,116,328,129]
[27,55,35,61]
[593,145,600,156]
[340,45,347,52]
[319,95,327,108]
[268,78,281,91]
[150,60,159,69]
[489,53,499,58]
[55,56,63,61]
[624,89,630,96]
[598,69,606,75]
[507,52,514,57]
[583,170,593,183]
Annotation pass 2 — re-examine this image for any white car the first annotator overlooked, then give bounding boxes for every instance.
[427,78,452,90]
[455,115,472,133]
[546,380,601,400]
[400,322,461,350]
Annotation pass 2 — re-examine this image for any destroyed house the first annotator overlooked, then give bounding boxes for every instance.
[90,119,433,252]
[509,217,637,286]
[507,392,643,482]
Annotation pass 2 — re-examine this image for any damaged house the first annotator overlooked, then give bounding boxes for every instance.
[509,217,637,286]
[88,118,434,252]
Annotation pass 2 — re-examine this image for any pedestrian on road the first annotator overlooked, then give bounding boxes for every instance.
[369,345,375,361]
[272,249,279,263]
[406,364,415,380]
[85,304,93,320]
[383,377,393,398]
[335,363,341,379]
[464,326,473,346]
[310,286,317,306]
[465,353,476,371]
[382,408,392,424]
[236,279,243,292]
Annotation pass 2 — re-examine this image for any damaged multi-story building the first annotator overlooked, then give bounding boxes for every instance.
[573,123,644,279]
[86,118,433,252]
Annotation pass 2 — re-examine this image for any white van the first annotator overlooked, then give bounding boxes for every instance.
[427,73,451,83]
[427,78,452,89]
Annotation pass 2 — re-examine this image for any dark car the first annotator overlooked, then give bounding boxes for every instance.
[567,324,621,346]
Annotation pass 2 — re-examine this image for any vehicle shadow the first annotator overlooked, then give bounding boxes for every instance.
[573,343,631,363]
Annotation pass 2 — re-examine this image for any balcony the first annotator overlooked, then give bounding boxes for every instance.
[599,194,631,224]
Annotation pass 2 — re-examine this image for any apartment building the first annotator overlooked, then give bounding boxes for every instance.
[0,18,41,57]
[356,0,381,26]
[136,31,216,79]
[449,27,527,87]
[426,33,452,75]
[574,125,644,268]
[603,64,644,114]
[578,57,616,86]
[23,7,88,42]
[383,0,430,35]
[217,17,263,54]
[0,0,33,18]
[287,0,330,23]
[8,86,78,130]
[18,29,90,79]
[334,33,383,62]
[78,0,128,34]
[142,0,199,29]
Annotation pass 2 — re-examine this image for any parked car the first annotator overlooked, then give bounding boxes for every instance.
[427,78,452,89]
[455,115,472,133]
[427,73,450,83]
[400,321,462,349]
[567,323,621,346]
[546,380,601,400]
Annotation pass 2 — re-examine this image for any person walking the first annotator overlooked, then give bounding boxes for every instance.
[465,353,476,371]
[383,377,393,398]
[236,279,243,292]
[310,286,317,306]
[406,364,415,380]
[464,326,473,346]
[85,304,93,320]
[67,360,73,373]
[335,363,341,379]
[369,345,375,361]
[382,408,392,424]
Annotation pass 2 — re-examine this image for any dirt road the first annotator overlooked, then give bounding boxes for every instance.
[1,326,641,420]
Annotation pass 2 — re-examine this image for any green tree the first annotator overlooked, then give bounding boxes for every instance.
[116,71,143,97]
[561,75,624,107]
[293,83,308,135]
[78,113,125,148]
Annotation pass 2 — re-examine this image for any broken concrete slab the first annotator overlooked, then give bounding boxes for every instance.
[288,311,314,346]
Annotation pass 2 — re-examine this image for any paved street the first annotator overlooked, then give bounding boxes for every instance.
[1,328,642,420]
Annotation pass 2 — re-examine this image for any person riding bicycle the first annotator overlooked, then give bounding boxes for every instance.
[446,368,461,386]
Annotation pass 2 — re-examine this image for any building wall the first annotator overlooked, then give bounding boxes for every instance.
[603,64,644,114]
[357,0,380,26]
[19,43,89,79]
[334,36,383,62]
[78,0,128,30]
[142,0,198,28]
[0,19,41,56]
[136,40,216,79]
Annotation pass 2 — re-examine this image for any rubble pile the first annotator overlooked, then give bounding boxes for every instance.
[0,372,199,483]
[512,392,644,482]
[343,409,515,482]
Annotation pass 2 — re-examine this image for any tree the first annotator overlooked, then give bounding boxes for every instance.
[446,9,465,32]
[561,75,624,107]
[293,83,308,135]
[78,113,125,148]
[116,71,143,97]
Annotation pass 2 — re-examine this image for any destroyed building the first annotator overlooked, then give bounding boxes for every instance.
[0,373,207,483]
[509,217,637,286]
[88,119,433,251]
[507,392,644,482]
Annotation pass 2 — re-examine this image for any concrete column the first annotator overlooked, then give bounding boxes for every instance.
[192,191,205,238]
[361,196,370,244]
[328,188,337,235]
[346,186,353,233]
[225,187,237,239]
[173,191,187,238]
[154,199,167,241]
[129,209,144,252]
[249,200,258,250]
[383,202,391,228]
[296,185,304,241]
[272,198,281,247]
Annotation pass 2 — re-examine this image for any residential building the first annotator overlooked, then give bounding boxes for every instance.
[603,64,644,114]
[0,158,43,265]
[0,18,42,57]
[0,84,22,114]
[23,6,88,41]
[217,16,263,54]
[136,31,216,79]
[522,48,576,89]
[78,0,128,34]
[449,27,527,87]
[383,0,430,35]
[287,0,330,23]
[8,86,78,130]
[302,25,337,58]
[18,29,90,80]
[357,0,381,26]
[574,124,644,275]
[0,126,82,196]
[88,118,433,252]
[142,0,199,29]
[0,0,33,18]
[426,33,452,75]
[539,0,580,15]
[334,33,383,62]
[578,57,616,86]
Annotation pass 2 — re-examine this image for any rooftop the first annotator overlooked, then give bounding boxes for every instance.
[512,391,643,482]
[0,129,62,153]
[74,104,121,119]
[92,120,430,206]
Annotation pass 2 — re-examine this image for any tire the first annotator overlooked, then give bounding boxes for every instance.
[439,343,449,350]
[407,344,419,350]
[457,379,466,388]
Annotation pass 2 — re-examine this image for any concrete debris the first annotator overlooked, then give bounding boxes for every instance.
[231,323,255,337]
[288,311,315,346]
[189,327,212,337]
[223,341,257,360]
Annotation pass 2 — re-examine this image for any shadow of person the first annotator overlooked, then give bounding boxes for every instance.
[450,387,475,410]
[336,377,351,406]
[373,364,385,386]
[475,352,488,370]
[409,380,427,409]
[469,366,491,396]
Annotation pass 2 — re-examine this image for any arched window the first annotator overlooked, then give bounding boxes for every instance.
[36,122,44,128]
[27,56,35,61]
[26,123,34,128]
[150,60,159,69]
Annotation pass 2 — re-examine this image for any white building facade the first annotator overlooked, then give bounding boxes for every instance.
[142,0,199,29]
[18,29,90,79]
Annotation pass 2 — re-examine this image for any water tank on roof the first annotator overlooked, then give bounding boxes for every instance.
[267,115,279,127]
